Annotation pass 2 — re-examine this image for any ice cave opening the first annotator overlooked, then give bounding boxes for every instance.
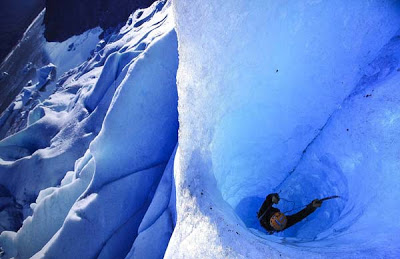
[206,62,400,254]
[174,1,400,255]
[209,109,347,241]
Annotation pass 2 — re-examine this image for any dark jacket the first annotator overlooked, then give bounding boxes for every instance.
[257,193,317,233]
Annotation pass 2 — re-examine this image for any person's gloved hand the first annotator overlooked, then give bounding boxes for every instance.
[272,193,280,204]
[312,199,322,208]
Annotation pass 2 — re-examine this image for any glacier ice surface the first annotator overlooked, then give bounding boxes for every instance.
[1,0,400,258]
[169,0,400,257]
[1,1,178,258]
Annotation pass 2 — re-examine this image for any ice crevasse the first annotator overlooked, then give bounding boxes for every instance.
[0,0,400,258]
[168,0,400,258]
[0,1,178,258]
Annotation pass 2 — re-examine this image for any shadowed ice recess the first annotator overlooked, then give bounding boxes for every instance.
[171,0,400,257]
[0,0,399,258]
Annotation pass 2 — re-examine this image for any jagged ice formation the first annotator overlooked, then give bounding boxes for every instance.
[1,0,400,258]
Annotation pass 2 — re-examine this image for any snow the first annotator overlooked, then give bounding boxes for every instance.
[0,1,178,258]
[169,0,400,257]
[34,164,164,259]
[44,28,103,76]
[0,10,102,117]
[1,0,400,258]
[126,146,177,259]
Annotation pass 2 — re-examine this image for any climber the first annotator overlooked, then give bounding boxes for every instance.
[257,193,322,233]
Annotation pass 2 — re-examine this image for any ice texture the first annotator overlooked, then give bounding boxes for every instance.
[0,1,178,258]
[1,0,400,258]
[0,9,102,116]
[169,0,400,258]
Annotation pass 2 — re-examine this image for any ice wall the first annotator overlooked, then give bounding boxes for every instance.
[170,0,400,258]
[0,10,101,116]
[1,0,400,258]
[0,1,179,258]
[0,13,102,227]
[0,0,44,63]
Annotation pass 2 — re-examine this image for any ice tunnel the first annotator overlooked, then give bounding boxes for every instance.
[170,0,400,257]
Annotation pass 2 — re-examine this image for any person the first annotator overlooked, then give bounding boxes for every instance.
[257,193,322,233]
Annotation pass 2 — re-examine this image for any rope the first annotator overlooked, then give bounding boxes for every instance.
[280,197,304,214]
[283,204,308,214]
[280,197,295,205]
[280,196,341,214]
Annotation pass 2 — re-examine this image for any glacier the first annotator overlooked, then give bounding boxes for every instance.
[0,0,400,258]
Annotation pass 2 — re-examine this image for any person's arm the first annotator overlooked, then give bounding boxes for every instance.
[285,199,321,229]
[258,193,279,218]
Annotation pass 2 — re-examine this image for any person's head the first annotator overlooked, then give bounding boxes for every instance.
[270,212,287,231]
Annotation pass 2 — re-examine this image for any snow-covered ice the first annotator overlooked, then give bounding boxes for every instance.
[0,1,178,258]
[169,0,400,258]
[0,9,102,117]
[1,0,400,258]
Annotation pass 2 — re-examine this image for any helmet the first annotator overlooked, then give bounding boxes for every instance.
[270,212,287,231]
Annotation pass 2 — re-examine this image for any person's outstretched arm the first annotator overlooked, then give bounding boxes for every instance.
[285,199,321,230]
